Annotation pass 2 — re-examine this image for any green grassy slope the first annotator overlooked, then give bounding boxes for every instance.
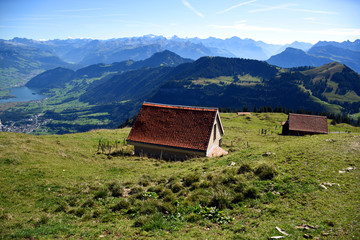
[1,113,359,239]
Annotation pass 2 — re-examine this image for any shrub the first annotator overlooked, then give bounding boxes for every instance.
[244,186,259,199]
[222,174,238,186]
[233,182,246,193]
[81,198,95,208]
[232,193,245,204]
[185,212,202,222]
[129,186,143,195]
[170,182,183,193]
[54,201,67,212]
[209,188,232,210]
[133,216,147,227]
[93,189,108,200]
[186,189,210,206]
[147,186,164,196]
[74,207,85,217]
[237,164,252,174]
[111,199,130,212]
[183,173,200,187]
[200,180,211,188]
[141,213,168,231]
[138,175,151,187]
[108,181,124,197]
[254,163,276,180]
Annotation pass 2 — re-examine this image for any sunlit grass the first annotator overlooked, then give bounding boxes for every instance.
[0,113,359,239]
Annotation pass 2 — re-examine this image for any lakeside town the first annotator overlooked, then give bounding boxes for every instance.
[0,114,51,134]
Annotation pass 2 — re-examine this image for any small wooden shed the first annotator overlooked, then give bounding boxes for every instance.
[127,102,228,160]
[282,113,328,135]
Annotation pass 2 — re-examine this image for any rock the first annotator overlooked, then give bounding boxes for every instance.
[263,152,272,156]
[303,234,313,238]
[228,161,236,167]
[275,226,290,236]
[269,236,284,239]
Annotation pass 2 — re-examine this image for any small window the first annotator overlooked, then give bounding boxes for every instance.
[213,124,217,142]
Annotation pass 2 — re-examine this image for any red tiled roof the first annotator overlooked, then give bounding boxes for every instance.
[288,113,328,134]
[127,102,218,151]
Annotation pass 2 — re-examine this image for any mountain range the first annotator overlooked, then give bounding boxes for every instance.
[267,40,360,73]
[1,50,355,134]
[1,36,360,90]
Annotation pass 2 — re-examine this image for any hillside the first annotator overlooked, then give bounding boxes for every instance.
[2,54,360,134]
[25,50,192,91]
[0,113,359,239]
[149,62,360,115]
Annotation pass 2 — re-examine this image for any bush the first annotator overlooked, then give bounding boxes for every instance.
[185,212,202,222]
[129,186,143,195]
[93,189,108,200]
[170,182,183,193]
[81,198,95,208]
[111,199,130,212]
[222,174,238,186]
[140,213,168,231]
[232,193,245,204]
[209,189,232,210]
[74,207,85,217]
[188,189,211,206]
[254,163,276,180]
[237,164,252,174]
[183,173,200,187]
[199,180,211,188]
[108,181,124,197]
[244,186,259,199]
[138,175,151,187]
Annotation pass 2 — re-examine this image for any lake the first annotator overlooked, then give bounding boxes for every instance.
[0,87,46,103]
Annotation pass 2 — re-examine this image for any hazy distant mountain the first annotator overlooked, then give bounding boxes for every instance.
[308,45,360,73]
[267,39,360,73]
[274,41,313,55]
[187,36,268,60]
[312,39,360,52]
[0,40,74,88]
[186,37,312,60]
[267,47,331,68]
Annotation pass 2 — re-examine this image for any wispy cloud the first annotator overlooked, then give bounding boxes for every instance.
[217,0,256,14]
[303,28,360,36]
[210,22,360,37]
[210,22,289,32]
[249,3,296,13]
[56,8,103,13]
[290,8,338,15]
[182,0,204,18]
[249,4,338,15]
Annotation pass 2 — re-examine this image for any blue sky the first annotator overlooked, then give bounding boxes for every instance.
[0,0,359,44]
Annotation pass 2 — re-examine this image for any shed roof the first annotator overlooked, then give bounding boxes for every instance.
[127,102,220,151]
[288,113,328,134]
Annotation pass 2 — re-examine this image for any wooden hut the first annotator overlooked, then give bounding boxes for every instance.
[127,102,228,160]
[282,113,328,135]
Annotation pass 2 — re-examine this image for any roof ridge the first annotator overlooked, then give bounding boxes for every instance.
[143,102,218,111]
[289,113,327,119]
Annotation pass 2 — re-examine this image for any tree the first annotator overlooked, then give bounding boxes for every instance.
[243,106,250,112]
